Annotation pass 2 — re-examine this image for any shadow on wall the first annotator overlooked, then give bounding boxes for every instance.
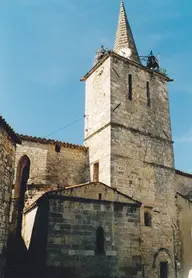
[5,196,49,278]
[5,232,27,278]
[45,260,117,278]
[86,150,91,182]
[27,196,49,278]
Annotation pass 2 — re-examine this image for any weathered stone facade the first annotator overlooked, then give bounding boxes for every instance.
[14,137,88,209]
[0,2,192,278]
[176,193,192,278]
[83,48,178,277]
[15,137,88,186]
[23,183,142,278]
[0,117,20,276]
[175,171,192,197]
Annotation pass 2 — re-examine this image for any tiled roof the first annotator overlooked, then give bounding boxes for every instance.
[0,116,21,144]
[19,134,87,150]
[175,169,192,178]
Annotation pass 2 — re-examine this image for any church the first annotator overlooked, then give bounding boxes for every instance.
[0,2,192,278]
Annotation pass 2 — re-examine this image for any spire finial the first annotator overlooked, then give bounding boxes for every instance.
[114,1,140,64]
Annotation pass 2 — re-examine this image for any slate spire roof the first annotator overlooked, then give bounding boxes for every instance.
[114,1,140,64]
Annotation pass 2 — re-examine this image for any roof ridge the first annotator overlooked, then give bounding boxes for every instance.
[19,134,87,150]
[175,169,192,178]
[47,181,142,205]
[0,115,21,144]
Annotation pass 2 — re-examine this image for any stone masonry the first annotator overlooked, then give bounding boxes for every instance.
[83,50,178,278]
[176,193,192,278]
[0,116,20,276]
[14,137,88,209]
[23,183,142,278]
[1,2,192,278]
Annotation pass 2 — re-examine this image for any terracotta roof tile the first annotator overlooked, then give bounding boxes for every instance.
[0,116,21,144]
[175,169,192,178]
[19,134,87,150]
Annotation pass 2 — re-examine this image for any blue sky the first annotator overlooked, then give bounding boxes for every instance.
[1,0,192,172]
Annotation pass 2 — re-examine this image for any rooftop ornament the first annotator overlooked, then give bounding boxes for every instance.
[93,45,108,66]
[140,51,160,72]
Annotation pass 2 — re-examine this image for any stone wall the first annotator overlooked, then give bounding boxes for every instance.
[176,193,192,278]
[22,183,142,278]
[175,172,192,197]
[15,140,88,186]
[83,55,180,277]
[0,127,16,272]
[46,197,141,278]
[15,140,88,208]
[84,58,111,139]
[109,56,178,278]
[84,58,112,186]
[22,206,38,249]
[51,182,140,204]
[15,141,48,185]
[85,127,111,185]
[111,57,173,141]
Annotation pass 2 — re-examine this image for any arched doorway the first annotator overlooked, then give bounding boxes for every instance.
[12,155,30,235]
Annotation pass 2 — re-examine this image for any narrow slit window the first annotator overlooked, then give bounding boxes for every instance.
[146,81,151,107]
[128,74,132,100]
[96,226,105,254]
[144,210,152,227]
[93,162,99,182]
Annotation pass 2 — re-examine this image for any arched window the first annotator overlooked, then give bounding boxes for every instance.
[12,155,30,235]
[14,155,30,199]
[96,226,105,254]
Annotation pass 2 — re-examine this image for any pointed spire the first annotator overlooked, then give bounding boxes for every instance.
[114,1,140,64]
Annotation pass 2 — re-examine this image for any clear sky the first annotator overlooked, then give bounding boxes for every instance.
[1,0,192,172]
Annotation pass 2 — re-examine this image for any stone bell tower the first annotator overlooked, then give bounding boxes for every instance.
[82,1,174,194]
[82,2,179,277]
